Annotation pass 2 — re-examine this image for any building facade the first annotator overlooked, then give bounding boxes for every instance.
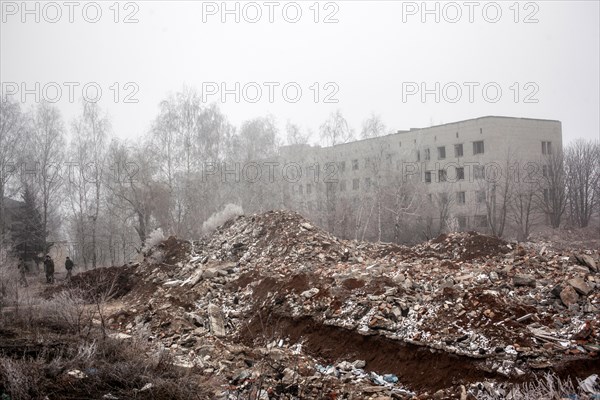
[277,116,562,242]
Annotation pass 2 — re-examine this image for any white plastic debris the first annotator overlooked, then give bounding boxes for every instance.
[579,374,599,394]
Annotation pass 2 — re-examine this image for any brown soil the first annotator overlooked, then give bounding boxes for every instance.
[342,278,365,290]
[240,314,600,393]
[43,265,137,301]
[552,356,600,381]
[157,236,192,265]
[430,232,512,261]
[240,315,508,392]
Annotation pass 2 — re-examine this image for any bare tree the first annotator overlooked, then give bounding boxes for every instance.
[105,140,167,249]
[285,120,311,145]
[360,113,387,139]
[0,95,26,248]
[237,116,280,162]
[509,180,538,241]
[25,101,66,253]
[319,110,354,146]
[477,155,514,237]
[382,176,422,243]
[151,93,235,237]
[68,101,109,268]
[535,151,567,228]
[434,189,455,235]
[564,139,599,228]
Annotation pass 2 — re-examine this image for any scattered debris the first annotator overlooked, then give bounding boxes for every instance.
[52,211,599,398]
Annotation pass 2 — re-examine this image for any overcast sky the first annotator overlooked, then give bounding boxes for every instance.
[1,1,599,145]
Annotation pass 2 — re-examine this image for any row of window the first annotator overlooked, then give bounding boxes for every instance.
[338,141,485,173]
[297,181,493,206]
[422,214,488,230]
[301,198,489,229]
[321,140,551,177]
[417,141,484,162]
[297,165,488,194]
[424,165,486,183]
[427,190,487,205]
[297,178,369,193]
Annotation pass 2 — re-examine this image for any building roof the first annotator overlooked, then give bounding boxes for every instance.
[294,115,562,151]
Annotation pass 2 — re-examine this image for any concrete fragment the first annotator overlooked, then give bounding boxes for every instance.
[281,367,298,385]
[163,279,184,287]
[568,277,592,296]
[300,222,313,230]
[184,270,204,286]
[202,269,218,279]
[576,254,597,272]
[301,288,320,299]
[208,303,226,337]
[109,332,132,340]
[560,286,579,306]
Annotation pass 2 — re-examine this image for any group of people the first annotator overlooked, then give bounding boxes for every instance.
[17,255,75,286]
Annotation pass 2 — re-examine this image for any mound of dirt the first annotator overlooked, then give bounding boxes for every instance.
[43,264,137,301]
[423,231,513,261]
[154,236,192,265]
[36,210,600,399]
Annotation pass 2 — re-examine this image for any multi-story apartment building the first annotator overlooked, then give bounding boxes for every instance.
[277,116,562,242]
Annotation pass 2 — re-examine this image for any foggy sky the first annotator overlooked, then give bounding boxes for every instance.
[1,1,599,145]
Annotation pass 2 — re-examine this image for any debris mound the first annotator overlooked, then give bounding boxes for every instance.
[50,211,600,398]
[44,264,136,301]
[426,231,513,261]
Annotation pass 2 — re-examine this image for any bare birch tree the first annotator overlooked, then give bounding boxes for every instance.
[360,113,387,139]
[564,139,599,228]
[319,110,354,146]
[476,151,516,237]
[535,151,567,228]
[25,101,66,253]
[286,120,311,145]
[68,101,109,268]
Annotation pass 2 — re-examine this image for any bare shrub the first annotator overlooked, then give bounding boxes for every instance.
[89,337,208,398]
[142,227,166,254]
[33,288,94,335]
[0,357,41,400]
[475,373,584,400]
[202,203,244,235]
[0,251,18,313]
[0,337,209,400]
[74,340,99,363]
[148,249,165,265]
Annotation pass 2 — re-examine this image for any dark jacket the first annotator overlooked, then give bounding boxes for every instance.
[65,259,74,270]
[44,258,55,273]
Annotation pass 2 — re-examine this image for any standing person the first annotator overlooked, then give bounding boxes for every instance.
[43,255,55,284]
[17,257,28,287]
[65,256,74,281]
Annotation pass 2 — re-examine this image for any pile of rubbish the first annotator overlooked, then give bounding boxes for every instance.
[77,211,599,399]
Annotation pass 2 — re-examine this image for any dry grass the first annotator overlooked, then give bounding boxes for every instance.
[476,373,597,400]
[0,333,212,399]
[0,274,213,399]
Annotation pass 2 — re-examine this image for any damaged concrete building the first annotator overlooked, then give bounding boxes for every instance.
[277,116,562,242]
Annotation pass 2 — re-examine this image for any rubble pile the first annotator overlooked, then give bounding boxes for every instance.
[92,211,599,399]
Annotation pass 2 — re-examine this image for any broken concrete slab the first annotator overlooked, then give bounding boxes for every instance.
[208,303,226,338]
